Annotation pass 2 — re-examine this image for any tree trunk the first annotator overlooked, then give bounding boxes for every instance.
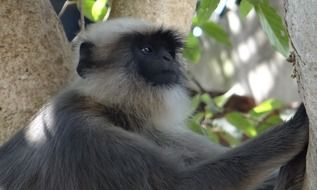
[284,0,317,189]
[110,0,197,34]
[0,0,71,144]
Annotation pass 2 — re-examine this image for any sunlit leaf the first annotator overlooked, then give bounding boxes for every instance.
[214,94,230,108]
[246,0,261,6]
[197,0,220,24]
[204,110,213,119]
[201,93,212,105]
[240,0,253,18]
[226,112,257,137]
[183,33,202,63]
[201,21,231,46]
[82,0,94,19]
[82,0,108,22]
[250,99,284,118]
[254,1,289,56]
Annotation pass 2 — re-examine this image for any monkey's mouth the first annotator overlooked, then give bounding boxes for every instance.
[150,70,179,85]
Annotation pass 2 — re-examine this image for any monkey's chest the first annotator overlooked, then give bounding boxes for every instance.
[142,131,210,167]
[161,144,206,166]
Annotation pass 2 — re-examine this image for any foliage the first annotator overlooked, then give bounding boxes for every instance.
[196,0,220,24]
[183,33,202,63]
[184,1,290,146]
[184,0,230,63]
[201,21,231,46]
[239,0,253,18]
[184,0,289,63]
[78,0,109,22]
[253,1,289,56]
[188,93,285,147]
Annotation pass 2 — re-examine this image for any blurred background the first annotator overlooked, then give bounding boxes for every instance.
[51,0,299,147]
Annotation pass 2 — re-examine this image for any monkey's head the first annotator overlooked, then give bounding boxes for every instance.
[72,18,190,127]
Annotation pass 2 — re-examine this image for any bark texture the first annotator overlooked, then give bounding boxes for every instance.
[284,0,317,189]
[0,0,71,143]
[110,0,197,34]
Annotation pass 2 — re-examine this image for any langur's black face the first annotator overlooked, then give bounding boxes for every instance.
[125,29,184,86]
[77,28,185,87]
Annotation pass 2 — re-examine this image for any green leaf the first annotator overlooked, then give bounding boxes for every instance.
[204,109,214,119]
[201,93,212,105]
[187,112,205,134]
[197,0,220,24]
[213,94,230,108]
[192,16,199,26]
[192,112,205,123]
[183,33,202,63]
[240,0,254,18]
[250,99,284,118]
[254,1,289,56]
[206,128,220,143]
[246,0,261,5]
[188,121,204,135]
[82,0,94,19]
[82,0,108,22]
[226,112,257,137]
[257,115,283,134]
[201,21,231,46]
[191,94,201,111]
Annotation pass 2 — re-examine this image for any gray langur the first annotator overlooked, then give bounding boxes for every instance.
[0,18,308,190]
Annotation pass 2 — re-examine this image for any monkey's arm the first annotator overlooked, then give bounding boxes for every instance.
[273,149,307,190]
[61,104,307,190]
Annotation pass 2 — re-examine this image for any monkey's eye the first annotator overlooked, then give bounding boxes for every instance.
[140,47,152,55]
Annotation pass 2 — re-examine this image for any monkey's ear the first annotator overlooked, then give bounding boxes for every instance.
[77,42,95,78]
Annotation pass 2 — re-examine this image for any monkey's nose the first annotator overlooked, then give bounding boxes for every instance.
[163,55,172,62]
[160,50,173,62]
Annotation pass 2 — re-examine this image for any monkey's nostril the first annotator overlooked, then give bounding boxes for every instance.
[163,55,171,62]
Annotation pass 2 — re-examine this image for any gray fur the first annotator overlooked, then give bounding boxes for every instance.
[0,18,308,190]
[273,150,307,190]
